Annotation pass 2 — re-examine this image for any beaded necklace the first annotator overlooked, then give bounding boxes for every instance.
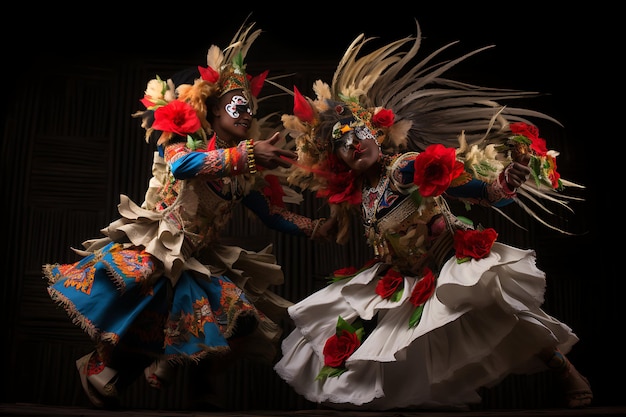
[362,174,389,227]
[215,135,231,149]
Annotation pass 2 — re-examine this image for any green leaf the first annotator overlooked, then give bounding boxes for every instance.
[456,216,474,226]
[315,365,347,381]
[335,316,364,342]
[354,327,365,342]
[157,75,168,96]
[390,288,404,302]
[408,304,425,328]
[232,51,244,71]
[473,161,499,177]
[186,135,197,150]
[328,275,354,283]
[511,134,532,146]
[409,189,423,207]
[186,135,204,151]
[336,316,353,333]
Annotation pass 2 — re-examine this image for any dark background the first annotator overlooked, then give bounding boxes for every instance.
[2,3,617,412]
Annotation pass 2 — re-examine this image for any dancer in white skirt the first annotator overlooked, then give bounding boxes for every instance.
[274,19,592,411]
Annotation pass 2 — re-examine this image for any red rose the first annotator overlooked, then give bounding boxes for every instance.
[333,266,358,278]
[409,267,436,307]
[413,144,465,197]
[152,100,201,136]
[510,122,548,157]
[322,329,361,368]
[372,108,395,127]
[510,122,538,140]
[453,228,498,261]
[375,269,403,299]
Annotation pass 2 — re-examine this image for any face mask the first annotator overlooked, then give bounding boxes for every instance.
[333,126,376,153]
[225,95,252,119]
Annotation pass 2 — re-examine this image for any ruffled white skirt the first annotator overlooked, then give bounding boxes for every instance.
[274,242,578,410]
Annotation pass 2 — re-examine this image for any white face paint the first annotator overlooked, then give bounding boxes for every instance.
[225,95,252,119]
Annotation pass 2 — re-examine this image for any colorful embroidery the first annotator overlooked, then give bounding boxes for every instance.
[61,263,98,295]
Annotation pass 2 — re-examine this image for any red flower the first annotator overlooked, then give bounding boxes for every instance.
[413,144,465,197]
[333,266,358,278]
[249,70,268,97]
[372,108,395,127]
[293,85,315,123]
[322,329,361,368]
[409,267,436,307]
[197,65,220,84]
[509,122,538,140]
[152,100,201,136]
[545,155,561,188]
[510,122,547,156]
[453,228,498,262]
[375,268,403,299]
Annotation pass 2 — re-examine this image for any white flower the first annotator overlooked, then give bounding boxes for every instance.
[464,144,505,183]
[145,76,167,102]
[164,78,176,102]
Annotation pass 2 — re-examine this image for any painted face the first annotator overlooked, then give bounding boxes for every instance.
[334,130,381,173]
[224,95,252,119]
[333,125,377,152]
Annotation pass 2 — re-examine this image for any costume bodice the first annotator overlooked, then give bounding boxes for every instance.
[153,170,255,257]
[362,153,451,274]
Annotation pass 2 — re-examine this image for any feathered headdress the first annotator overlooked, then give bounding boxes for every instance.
[133,19,269,146]
[282,19,584,239]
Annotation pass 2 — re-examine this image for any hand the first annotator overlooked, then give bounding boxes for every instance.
[253,133,297,169]
[312,217,338,242]
[504,154,531,189]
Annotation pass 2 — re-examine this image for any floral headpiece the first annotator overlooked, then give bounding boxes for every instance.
[327,101,394,148]
[197,49,269,109]
[133,21,267,146]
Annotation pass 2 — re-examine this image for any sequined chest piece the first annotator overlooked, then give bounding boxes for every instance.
[362,175,390,227]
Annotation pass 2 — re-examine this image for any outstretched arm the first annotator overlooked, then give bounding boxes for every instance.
[242,187,330,240]
[446,156,531,207]
[163,133,297,180]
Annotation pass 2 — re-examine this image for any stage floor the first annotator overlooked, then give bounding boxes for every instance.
[1,403,625,417]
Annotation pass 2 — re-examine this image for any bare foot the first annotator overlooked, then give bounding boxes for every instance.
[560,363,593,408]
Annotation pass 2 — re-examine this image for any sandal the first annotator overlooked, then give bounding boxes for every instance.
[144,359,176,389]
[75,351,120,408]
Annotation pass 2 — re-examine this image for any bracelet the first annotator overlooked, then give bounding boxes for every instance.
[246,139,257,174]
[500,164,518,196]
[486,170,517,203]
[310,218,326,240]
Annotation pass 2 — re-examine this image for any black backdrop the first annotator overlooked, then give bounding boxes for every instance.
[2,4,617,411]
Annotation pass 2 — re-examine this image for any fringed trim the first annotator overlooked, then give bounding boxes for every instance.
[101,263,127,294]
[47,286,99,341]
[42,264,59,285]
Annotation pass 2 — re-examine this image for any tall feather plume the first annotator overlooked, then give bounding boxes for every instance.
[298,18,585,236]
[206,45,224,72]
[222,19,262,69]
[330,19,560,153]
